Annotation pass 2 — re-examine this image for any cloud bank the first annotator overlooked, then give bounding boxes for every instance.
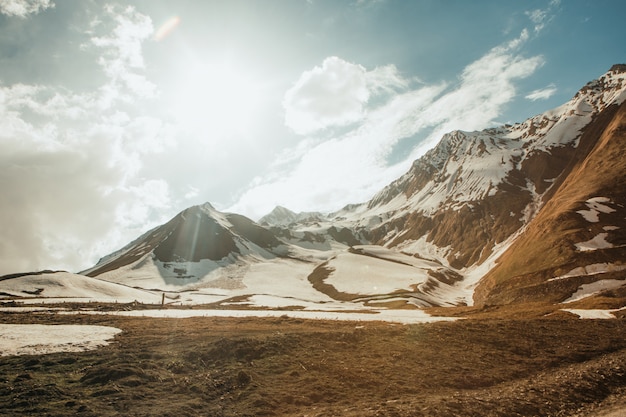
[283,56,409,135]
[231,29,543,218]
[0,5,173,275]
[0,0,53,18]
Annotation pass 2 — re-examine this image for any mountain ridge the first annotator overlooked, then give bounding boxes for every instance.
[3,65,625,310]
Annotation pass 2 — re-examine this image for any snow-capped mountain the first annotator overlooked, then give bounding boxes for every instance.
[4,65,625,310]
[258,206,328,227]
[475,79,626,306]
[80,203,290,290]
[263,64,626,306]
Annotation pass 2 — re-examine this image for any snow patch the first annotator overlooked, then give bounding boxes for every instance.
[563,279,626,303]
[61,308,456,324]
[0,324,121,356]
[0,272,159,303]
[575,233,614,252]
[325,251,430,295]
[576,197,615,223]
[460,232,520,306]
[550,263,626,281]
[561,309,623,319]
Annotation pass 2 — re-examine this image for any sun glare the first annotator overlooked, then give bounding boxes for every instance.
[154,16,180,41]
[170,62,262,138]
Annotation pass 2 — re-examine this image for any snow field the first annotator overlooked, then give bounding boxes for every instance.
[0,272,160,304]
[59,308,455,324]
[575,233,614,252]
[324,251,430,296]
[0,324,122,356]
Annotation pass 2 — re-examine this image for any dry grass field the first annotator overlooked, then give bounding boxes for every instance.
[0,304,625,416]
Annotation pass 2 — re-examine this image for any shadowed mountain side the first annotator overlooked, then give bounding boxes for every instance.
[153,207,238,262]
[474,100,626,305]
[85,204,286,279]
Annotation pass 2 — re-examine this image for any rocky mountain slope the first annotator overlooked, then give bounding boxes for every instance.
[262,64,626,307]
[3,65,625,310]
[475,97,626,306]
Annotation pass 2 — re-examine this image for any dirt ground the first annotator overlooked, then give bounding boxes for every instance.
[0,308,625,416]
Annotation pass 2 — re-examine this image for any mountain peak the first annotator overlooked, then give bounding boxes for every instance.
[259,205,329,227]
[195,202,218,214]
[609,63,626,74]
[270,205,297,216]
[258,205,298,227]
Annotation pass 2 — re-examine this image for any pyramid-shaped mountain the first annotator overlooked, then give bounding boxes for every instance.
[82,203,287,285]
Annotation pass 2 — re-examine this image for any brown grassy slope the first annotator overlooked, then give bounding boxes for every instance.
[474,101,626,306]
[1,313,626,417]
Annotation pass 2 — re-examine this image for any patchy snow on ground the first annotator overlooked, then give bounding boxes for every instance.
[563,279,626,303]
[60,308,455,324]
[223,294,367,311]
[0,324,122,356]
[575,233,614,252]
[236,259,333,302]
[550,263,626,281]
[459,234,519,306]
[0,306,67,312]
[576,197,615,223]
[394,236,452,269]
[0,272,159,304]
[351,246,442,269]
[561,308,624,319]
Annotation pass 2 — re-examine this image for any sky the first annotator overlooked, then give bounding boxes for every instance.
[1,0,625,275]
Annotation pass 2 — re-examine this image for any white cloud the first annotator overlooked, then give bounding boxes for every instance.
[283,56,370,134]
[283,57,414,135]
[526,9,548,32]
[422,30,543,133]
[525,83,557,101]
[0,5,174,275]
[231,30,543,219]
[0,0,53,17]
[366,64,413,95]
[525,0,560,33]
[88,4,157,101]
